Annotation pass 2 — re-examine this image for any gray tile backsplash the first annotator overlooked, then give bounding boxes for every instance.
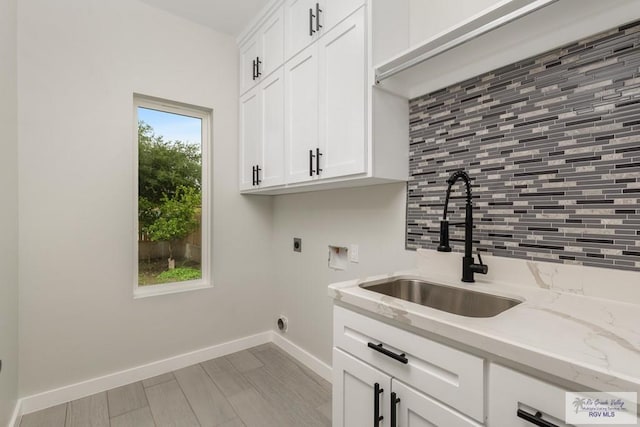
[407,20,640,271]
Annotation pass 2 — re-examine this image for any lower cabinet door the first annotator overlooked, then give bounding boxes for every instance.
[392,380,482,427]
[488,364,575,427]
[333,348,391,427]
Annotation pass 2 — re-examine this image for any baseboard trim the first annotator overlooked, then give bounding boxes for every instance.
[19,331,272,416]
[270,331,332,383]
[9,399,21,427]
[17,330,333,419]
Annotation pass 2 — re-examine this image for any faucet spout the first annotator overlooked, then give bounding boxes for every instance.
[437,169,488,283]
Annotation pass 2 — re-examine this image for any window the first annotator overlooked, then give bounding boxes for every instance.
[133,95,211,297]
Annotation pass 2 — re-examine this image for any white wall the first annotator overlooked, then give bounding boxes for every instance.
[17,0,274,396]
[0,0,19,422]
[272,183,415,364]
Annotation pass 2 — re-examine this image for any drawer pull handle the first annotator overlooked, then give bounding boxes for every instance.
[517,409,558,427]
[374,382,383,427]
[367,342,408,364]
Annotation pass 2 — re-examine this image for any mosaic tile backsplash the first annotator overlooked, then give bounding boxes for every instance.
[407,20,640,271]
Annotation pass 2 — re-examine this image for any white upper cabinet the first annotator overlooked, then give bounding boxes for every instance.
[259,7,285,79]
[318,7,366,179]
[284,43,318,184]
[322,0,365,33]
[239,88,261,191]
[238,1,409,194]
[285,8,365,185]
[239,69,285,190]
[259,69,285,187]
[284,0,317,60]
[239,5,284,95]
[284,0,365,61]
[239,37,261,96]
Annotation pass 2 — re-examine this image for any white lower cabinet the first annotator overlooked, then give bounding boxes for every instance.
[333,348,390,427]
[393,380,482,427]
[489,364,576,427]
[333,306,485,426]
[333,307,636,427]
[333,348,482,427]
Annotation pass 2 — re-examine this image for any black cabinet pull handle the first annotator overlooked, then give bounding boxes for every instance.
[309,149,316,176]
[316,148,322,175]
[252,59,256,80]
[309,8,316,36]
[252,165,256,186]
[390,392,400,427]
[256,56,262,78]
[517,409,558,427]
[367,342,408,364]
[374,383,383,427]
[315,3,322,32]
[256,165,262,185]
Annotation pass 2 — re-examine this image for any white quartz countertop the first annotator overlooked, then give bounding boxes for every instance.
[328,250,640,394]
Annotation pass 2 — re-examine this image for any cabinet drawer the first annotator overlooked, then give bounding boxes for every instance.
[333,306,484,421]
[489,364,576,427]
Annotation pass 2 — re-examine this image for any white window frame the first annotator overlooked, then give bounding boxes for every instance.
[133,94,212,298]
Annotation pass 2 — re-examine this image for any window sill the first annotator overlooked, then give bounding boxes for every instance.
[134,279,212,299]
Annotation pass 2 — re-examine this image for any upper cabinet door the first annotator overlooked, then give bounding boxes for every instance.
[285,0,365,61]
[317,7,366,179]
[239,36,261,96]
[322,0,365,33]
[260,6,284,79]
[239,88,261,190]
[284,43,319,184]
[240,6,284,96]
[285,0,317,60]
[259,69,285,187]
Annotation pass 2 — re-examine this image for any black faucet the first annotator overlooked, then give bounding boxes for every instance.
[437,170,488,283]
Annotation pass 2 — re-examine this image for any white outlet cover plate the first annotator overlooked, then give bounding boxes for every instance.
[349,244,359,263]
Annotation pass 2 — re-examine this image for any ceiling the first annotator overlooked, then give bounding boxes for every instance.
[139,0,272,36]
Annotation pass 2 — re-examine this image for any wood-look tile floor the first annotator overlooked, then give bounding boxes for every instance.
[20,343,332,427]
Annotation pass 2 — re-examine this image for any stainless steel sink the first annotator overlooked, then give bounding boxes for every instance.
[360,279,521,318]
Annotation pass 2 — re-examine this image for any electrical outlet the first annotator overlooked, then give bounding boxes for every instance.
[293,237,302,253]
[349,244,359,263]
